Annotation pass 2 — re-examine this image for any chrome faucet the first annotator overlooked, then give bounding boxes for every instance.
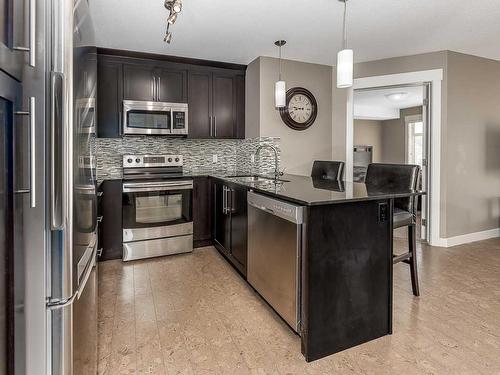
[254,144,284,179]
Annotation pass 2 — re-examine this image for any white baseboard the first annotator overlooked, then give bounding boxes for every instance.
[437,228,500,248]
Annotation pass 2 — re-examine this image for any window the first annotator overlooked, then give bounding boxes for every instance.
[406,115,424,166]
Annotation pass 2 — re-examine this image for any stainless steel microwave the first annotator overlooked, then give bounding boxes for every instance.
[123,100,188,136]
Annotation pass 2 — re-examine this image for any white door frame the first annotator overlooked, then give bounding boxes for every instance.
[345,69,444,247]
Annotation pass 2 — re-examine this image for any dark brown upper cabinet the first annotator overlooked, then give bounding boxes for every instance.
[188,69,245,139]
[97,56,123,138]
[123,64,186,103]
[157,68,187,102]
[123,64,156,101]
[96,49,245,139]
[187,70,212,138]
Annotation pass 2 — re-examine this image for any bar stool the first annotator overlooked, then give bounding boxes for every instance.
[311,161,345,180]
[365,163,421,296]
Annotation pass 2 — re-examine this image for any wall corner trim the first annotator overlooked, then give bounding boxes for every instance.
[347,68,444,247]
[437,228,500,248]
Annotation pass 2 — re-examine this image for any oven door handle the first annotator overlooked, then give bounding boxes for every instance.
[123,183,193,193]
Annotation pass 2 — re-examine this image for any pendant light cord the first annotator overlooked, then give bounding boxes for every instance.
[279,45,282,81]
[342,0,348,50]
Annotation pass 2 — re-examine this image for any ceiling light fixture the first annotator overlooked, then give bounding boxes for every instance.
[164,31,172,43]
[336,0,353,88]
[173,0,182,12]
[167,12,178,24]
[163,0,182,44]
[275,40,287,108]
[385,92,409,102]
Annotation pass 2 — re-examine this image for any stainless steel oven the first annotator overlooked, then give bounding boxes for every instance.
[123,100,188,136]
[122,155,193,261]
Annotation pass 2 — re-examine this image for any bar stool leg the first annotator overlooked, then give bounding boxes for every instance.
[408,224,420,296]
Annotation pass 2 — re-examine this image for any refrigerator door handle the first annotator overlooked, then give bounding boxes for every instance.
[13,0,36,67]
[51,72,65,229]
[47,237,97,310]
[14,96,36,208]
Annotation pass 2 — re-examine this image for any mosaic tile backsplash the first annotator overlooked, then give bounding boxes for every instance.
[96,136,281,181]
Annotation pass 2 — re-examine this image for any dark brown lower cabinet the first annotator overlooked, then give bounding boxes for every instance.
[99,180,123,261]
[213,180,247,276]
[193,177,212,247]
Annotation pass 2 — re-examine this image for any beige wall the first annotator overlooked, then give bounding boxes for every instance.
[247,50,500,239]
[332,51,449,237]
[353,120,383,163]
[247,56,333,175]
[445,52,500,237]
[381,106,423,164]
[353,107,422,165]
[334,50,500,239]
[245,59,260,139]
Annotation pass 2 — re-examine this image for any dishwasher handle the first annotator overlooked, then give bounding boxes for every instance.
[247,191,304,224]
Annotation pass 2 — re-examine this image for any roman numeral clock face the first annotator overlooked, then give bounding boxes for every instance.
[289,95,312,123]
[279,87,317,131]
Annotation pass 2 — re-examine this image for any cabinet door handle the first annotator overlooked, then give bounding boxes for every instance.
[13,0,36,67]
[230,188,234,213]
[157,76,161,101]
[222,186,227,215]
[209,116,213,137]
[15,97,36,208]
[119,110,123,136]
[214,116,217,137]
[153,76,157,101]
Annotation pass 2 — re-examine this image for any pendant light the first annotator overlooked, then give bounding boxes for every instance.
[337,0,353,88]
[275,40,287,108]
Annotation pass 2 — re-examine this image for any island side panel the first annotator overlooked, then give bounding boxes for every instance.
[301,199,393,362]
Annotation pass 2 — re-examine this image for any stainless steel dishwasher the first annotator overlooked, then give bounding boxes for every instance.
[247,191,304,333]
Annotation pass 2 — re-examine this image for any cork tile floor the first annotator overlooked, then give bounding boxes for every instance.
[97,239,500,375]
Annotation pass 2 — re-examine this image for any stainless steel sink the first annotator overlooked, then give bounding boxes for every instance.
[227,175,288,184]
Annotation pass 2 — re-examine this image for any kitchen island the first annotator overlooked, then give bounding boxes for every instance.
[211,173,424,362]
[98,170,423,362]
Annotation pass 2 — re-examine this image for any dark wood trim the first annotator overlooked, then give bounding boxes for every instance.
[99,180,123,261]
[387,198,394,335]
[97,48,247,72]
[301,199,393,362]
[194,239,213,249]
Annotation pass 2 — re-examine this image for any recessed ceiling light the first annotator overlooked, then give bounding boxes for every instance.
[385,92,409,102]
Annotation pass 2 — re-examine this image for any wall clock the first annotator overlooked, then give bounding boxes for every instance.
[279,87,318,131]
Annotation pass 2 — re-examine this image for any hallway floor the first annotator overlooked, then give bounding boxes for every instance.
[97,238,500,374]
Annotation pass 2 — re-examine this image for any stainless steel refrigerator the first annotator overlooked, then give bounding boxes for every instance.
[0,0,98,374]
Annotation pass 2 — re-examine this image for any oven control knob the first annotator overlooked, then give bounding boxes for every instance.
[135,158,140,163]
[127,158,133,164]
[168,157,173,162]
[175,157,180,162]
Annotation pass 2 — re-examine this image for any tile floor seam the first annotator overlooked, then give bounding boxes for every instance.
[133,263,138,374]
[100,269,119,375]
[146,261,168,374]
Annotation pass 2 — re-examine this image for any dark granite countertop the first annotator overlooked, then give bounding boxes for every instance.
[210,173,425,206]
[101,170,425,206]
